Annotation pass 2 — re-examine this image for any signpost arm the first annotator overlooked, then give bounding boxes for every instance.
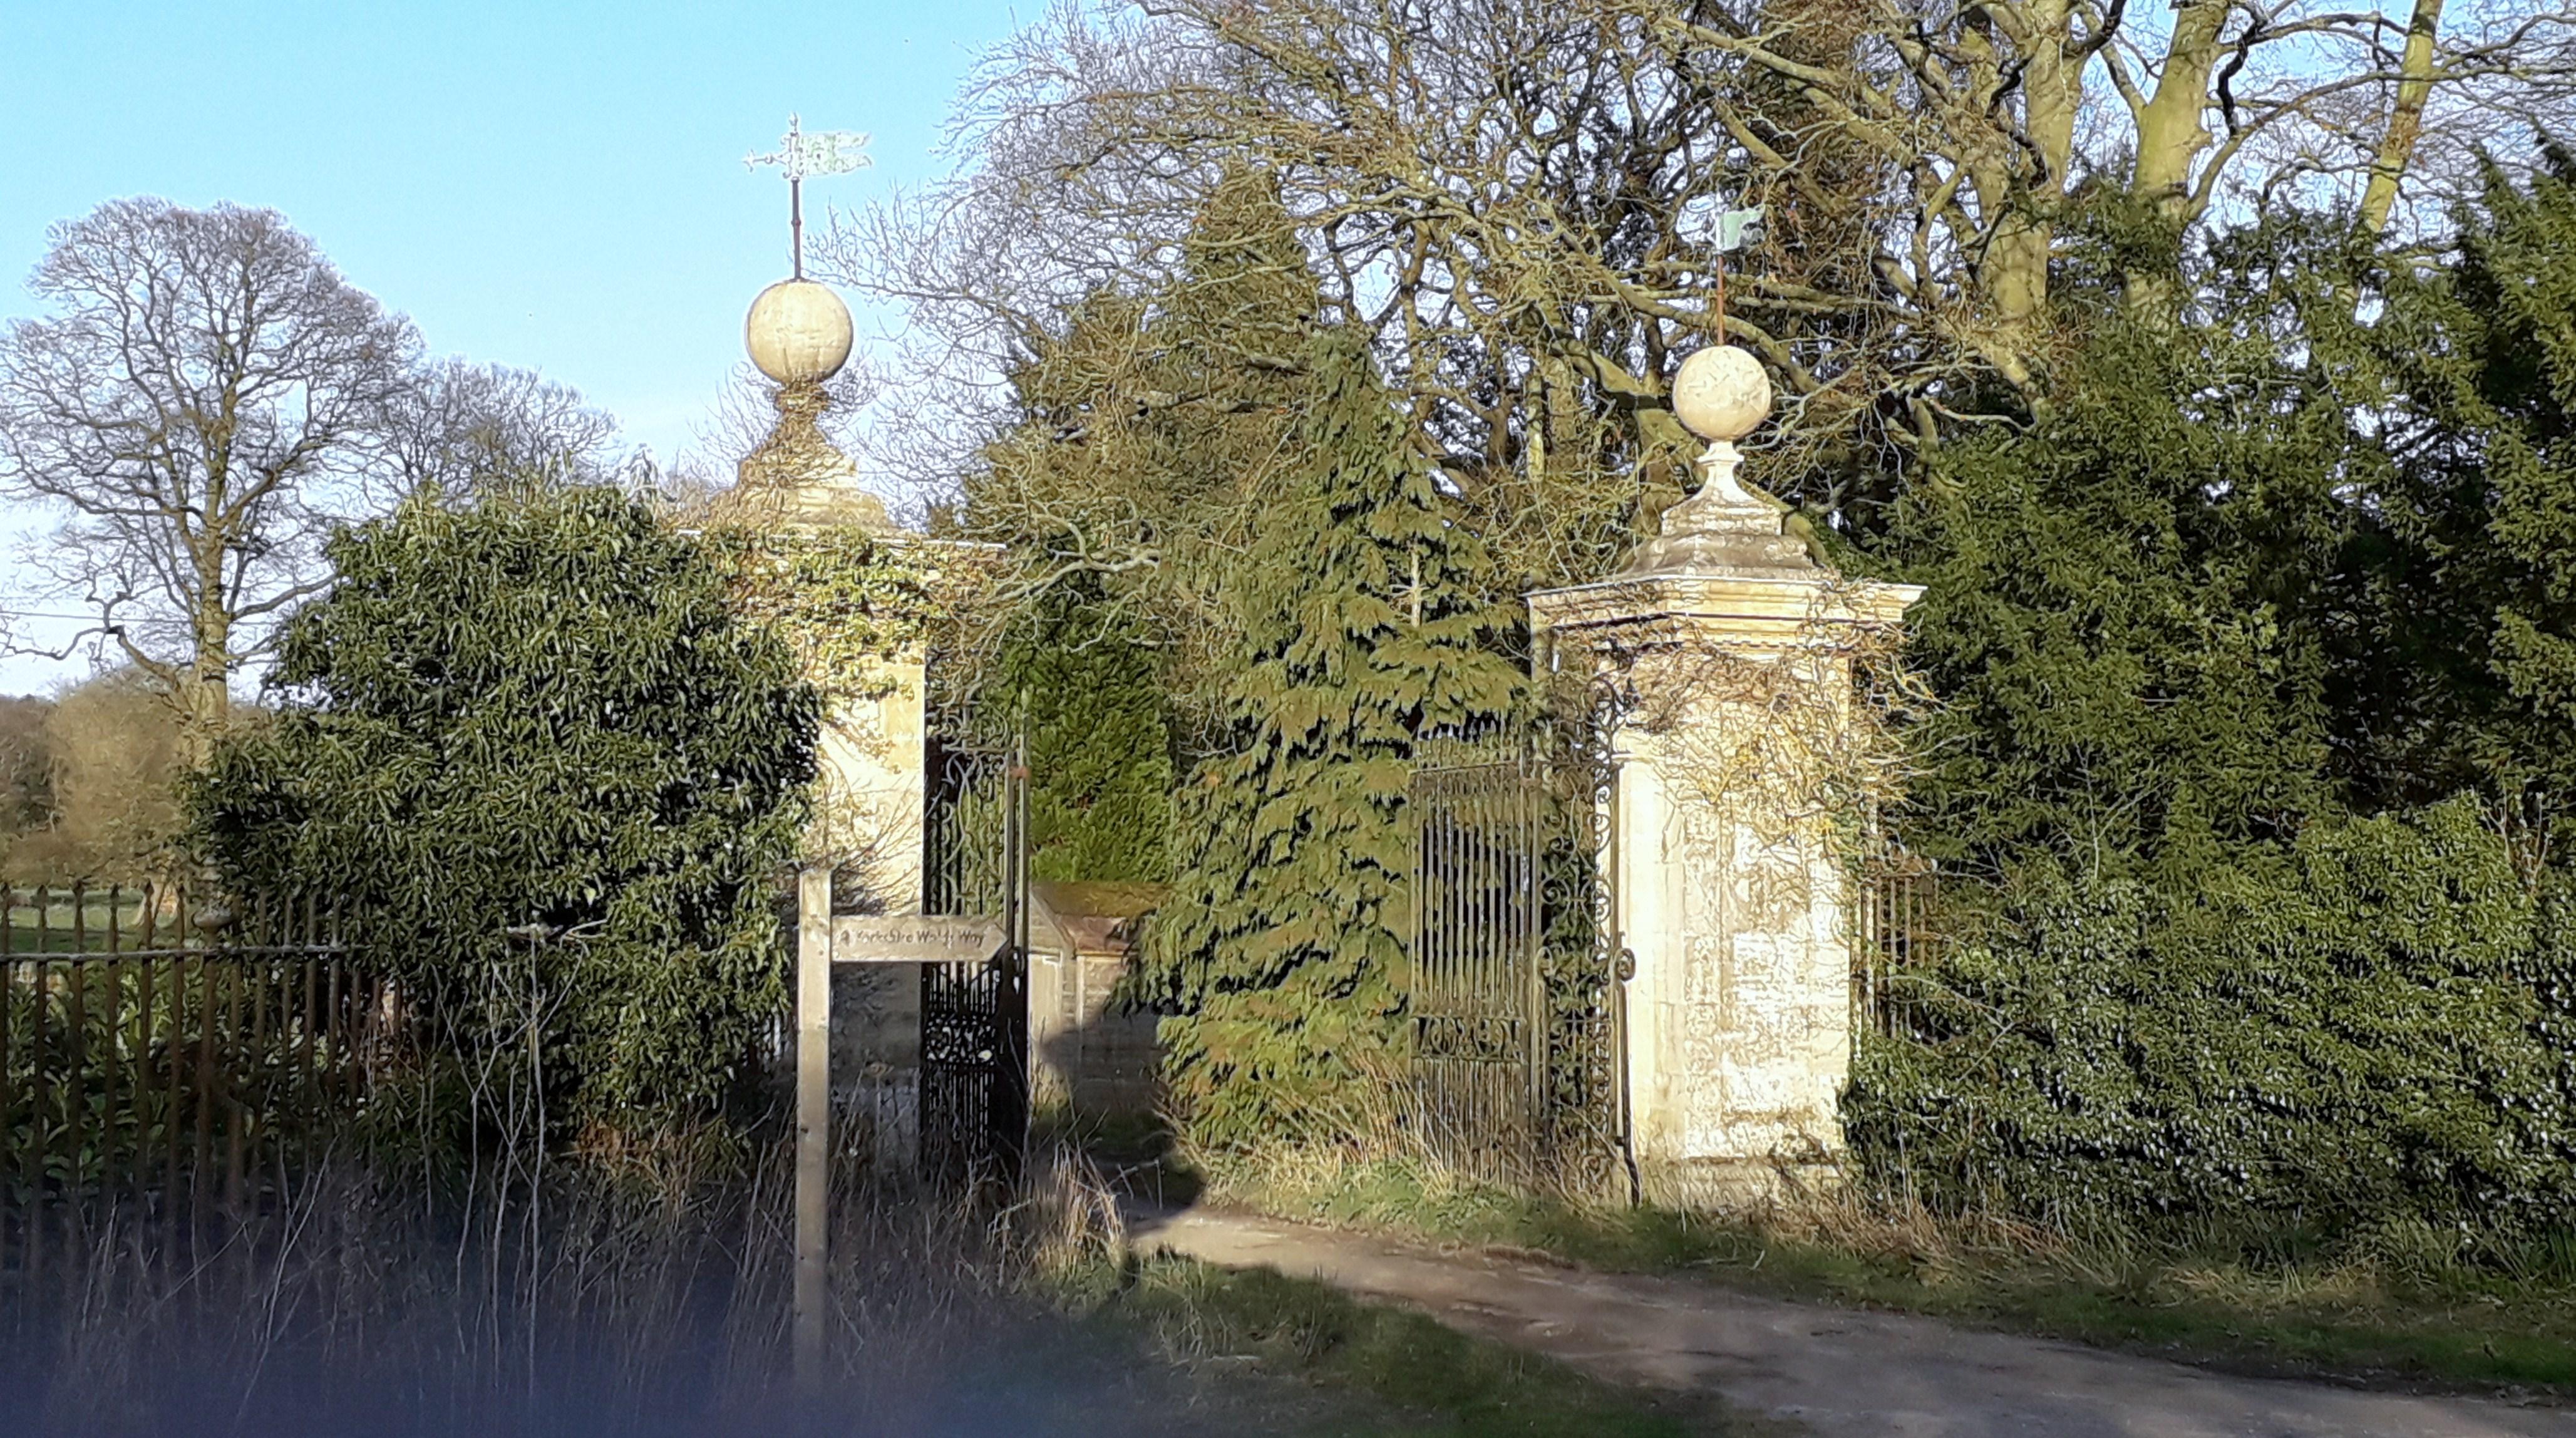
[793,864,831,1387]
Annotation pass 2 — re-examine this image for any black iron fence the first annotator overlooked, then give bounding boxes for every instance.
[1853,850,1940,1040]
[1,882,378,1244]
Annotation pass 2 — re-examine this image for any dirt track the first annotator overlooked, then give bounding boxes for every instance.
[1130,1206,2576,1438]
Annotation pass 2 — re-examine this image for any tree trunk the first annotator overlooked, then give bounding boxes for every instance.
[2124,0,2232,312]
[2356,0,2446,239]
[2132,0,2230,223]
[1982,1,2080,335]
[183,538,232,766]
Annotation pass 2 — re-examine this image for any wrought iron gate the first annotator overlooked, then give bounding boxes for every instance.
[1404,691,1626,1193]
[918,737,1030,1188]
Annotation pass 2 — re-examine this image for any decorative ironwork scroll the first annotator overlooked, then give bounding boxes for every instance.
[917,737,1029,1190]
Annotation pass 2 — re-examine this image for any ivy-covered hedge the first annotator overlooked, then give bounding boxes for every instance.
[1847,800,2576,1239]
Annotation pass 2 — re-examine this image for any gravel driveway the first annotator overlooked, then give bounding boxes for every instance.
[1130,1206,2576,1438]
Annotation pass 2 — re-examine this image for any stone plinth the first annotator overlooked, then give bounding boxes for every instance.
[726,380,897,534]
[1530,434,1919,1209]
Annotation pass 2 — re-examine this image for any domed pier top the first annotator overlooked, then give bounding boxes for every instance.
[1617,345,1806,579]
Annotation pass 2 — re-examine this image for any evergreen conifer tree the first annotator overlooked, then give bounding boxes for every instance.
[1883,235,2359,879]
[965,168,1332,878]
[1142,326,1523,1148]
[2353,147,2576,836]
[992,580,1175,882]
[1848,199,2576,1235]
[971,165,1327,673]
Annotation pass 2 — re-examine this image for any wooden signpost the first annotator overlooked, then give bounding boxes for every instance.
[793,867,831,1389]
[791,867,1009,1390]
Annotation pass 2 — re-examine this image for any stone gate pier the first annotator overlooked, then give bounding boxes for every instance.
[1529,346,1920,1209]
[706,277,944,1170]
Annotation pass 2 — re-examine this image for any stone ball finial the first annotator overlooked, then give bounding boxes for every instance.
[1671,344,1772,443]
[745,279,854,385]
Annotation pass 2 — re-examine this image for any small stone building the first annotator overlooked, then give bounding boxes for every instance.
[1026,881,1164,1119]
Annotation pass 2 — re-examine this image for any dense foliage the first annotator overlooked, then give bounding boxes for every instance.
[1847,802,2576,1236]
[1882,254,2346,881]
[702,525,951,703]
[190,487,818,1135]
[941,136,2576,1246]
[1140,327,1523,1146]
[963,168,1338,733]
[954,170,1339,894]
[2337,149,2576,835]
[990,587,1176,884]
[1851,161,2576,1238]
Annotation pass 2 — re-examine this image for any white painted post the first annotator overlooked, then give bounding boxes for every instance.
[793,864,831,1387]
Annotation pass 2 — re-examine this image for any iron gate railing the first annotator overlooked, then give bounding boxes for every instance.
[1404,690,1625,1194]
[917,737,1030,1189]
[1853,847,1940,1041]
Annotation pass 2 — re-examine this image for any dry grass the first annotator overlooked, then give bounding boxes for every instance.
[1,1143,1215,1438]
[6,1118,1785,1437]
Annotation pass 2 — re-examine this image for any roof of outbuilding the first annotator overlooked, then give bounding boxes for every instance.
[1029,881,1165,955]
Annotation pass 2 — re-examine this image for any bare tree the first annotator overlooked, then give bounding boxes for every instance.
[835,0,2576,544]
[388,356,629,502]
[0,199,418,753]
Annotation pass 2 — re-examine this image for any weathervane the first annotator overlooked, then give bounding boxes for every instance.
[745,114,873,280]
[1681,193,1766,338]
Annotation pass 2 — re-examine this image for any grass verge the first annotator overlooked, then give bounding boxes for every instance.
[1192,1149,2576,1397]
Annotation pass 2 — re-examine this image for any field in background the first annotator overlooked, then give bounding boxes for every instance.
[3,882,157,953]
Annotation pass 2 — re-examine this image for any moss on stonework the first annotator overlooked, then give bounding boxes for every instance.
[698,526,966,701]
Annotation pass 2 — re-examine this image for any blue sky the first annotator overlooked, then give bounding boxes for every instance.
[0,0,1028,693]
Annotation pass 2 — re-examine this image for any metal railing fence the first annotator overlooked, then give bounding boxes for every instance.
[2,882,378,1258]
[1853,851,1940,1040]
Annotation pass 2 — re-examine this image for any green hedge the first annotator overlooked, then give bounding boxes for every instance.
[191,487,818,1135]
[1847,800,2576,1239]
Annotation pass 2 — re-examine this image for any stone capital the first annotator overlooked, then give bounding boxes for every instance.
[1530,571,1923,654]
[1533,439,1921,649]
